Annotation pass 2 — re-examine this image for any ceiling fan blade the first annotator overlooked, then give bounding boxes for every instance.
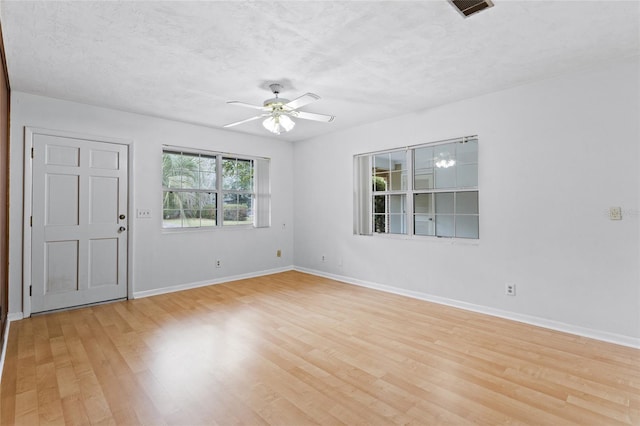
[227,101,269,111]
[284,93,320,110]
[223,115,267,128]
[292,110,336,123]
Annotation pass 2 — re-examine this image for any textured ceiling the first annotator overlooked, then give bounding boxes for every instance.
[1,1,638,142]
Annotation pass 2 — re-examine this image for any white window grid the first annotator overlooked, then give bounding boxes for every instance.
[162,146,263,229]
[358,135,479,239]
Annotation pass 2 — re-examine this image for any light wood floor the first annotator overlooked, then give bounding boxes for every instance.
[1,271,639,425]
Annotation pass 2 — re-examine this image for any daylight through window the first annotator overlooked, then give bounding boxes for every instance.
[162,148,270,229]
[354,136,479,239]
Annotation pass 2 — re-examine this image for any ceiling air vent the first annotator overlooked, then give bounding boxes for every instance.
[449,0,494,18]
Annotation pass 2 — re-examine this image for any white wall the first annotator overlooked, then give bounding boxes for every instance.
[293,57,640,342]
[9,92,294,312]
[7,58,639,344]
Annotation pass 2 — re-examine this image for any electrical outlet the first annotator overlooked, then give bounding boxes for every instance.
[321,255,326,262]
[137,209,151,219]
[505,283,516,296]
[216,259,222,268]
[276,249,282,258]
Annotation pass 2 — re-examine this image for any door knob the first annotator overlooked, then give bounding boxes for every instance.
[118,226,126,232]
[119,214,126,220]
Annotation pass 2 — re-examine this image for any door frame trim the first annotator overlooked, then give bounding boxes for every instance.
[22,126,134,317]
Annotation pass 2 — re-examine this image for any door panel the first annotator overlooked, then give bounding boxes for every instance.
[45,241,79,293]
[88,238,118,287]
[45,144,79,166]
[90,149,119,169]
[31,133,128,313]
[46,174,79,225]
[90,176,118,223]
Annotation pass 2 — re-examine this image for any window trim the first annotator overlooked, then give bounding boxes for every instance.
[221,156,255,227]
[355,135,479,240]
[162,145,269,231]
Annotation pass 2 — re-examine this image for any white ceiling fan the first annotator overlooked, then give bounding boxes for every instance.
[224,83,335,135]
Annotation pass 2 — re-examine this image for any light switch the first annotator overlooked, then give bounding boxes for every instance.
[609,207,622,220]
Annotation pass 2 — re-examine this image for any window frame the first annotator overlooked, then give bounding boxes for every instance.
[221,156,255,227]
[162,146,267,231]
[371,147,410,235]
[355,135,479,240]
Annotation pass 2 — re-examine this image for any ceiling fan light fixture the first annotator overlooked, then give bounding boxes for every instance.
[262,116,279,134]
[279,114,295,132]
[262,114,295,135]
[226,83,333,134]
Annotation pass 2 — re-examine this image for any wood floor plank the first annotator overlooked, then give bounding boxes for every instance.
[2,271,639,425]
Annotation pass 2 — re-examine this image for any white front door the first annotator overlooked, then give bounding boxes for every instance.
[31,133,128,313]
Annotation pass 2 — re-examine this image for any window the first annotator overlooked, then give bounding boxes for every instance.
[222,157,254,225]
[372,150,407,234]
[354,136,478,239]
[162,148,270,229]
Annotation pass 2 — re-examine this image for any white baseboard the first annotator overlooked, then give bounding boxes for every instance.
[7,313,24,321]
[0,320,8,383]
[294,266,640,349]
[2,264,636,383]
[133,266,295,299]
[0,312,24,384]
[2,266,297,380]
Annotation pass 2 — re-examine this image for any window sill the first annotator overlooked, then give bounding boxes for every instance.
[359,232,480,246]
[162,224,257,234]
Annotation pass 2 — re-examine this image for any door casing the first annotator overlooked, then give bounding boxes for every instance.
[23,127,134,317]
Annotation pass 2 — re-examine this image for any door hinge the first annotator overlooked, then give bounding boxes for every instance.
[29,285,32,296]
[31,147,34,158]
[30,216,32,227]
